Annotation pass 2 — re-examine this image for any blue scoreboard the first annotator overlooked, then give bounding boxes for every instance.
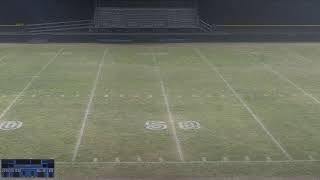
[1,159,54,178]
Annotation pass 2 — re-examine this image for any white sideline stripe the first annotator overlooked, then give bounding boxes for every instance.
[194,48,293,160]
[262,63,320,104]
[72,48,108,161]
[151,52,185,161]
[56,159,320,165]
[0,48,63,121]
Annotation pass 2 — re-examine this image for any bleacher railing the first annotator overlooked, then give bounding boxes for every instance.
[199,20,214,32]
[0,24,25,33]
[94,7,200,29]
[25,20,93,33]
[96,0,197,8]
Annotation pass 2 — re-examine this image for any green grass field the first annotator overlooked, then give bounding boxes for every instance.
[1,42,320,179]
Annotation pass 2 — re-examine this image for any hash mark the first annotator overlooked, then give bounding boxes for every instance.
[245,156,250,161]
[137,156,142,162]
[201,157,207,162]
[308,155,314,160]
[223,157,229,161]
[266,156,272,162]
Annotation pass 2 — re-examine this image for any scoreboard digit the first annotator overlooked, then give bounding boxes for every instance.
[1,159,54,178]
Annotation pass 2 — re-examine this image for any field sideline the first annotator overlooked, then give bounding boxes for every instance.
[0,43,320,178]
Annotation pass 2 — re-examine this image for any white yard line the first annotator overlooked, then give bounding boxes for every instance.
[194,48,293,160]
[56,159,319,165]
[72,48,108,161]
[151,52,185,161]
[0,48,63,121]
[262,63,320,104]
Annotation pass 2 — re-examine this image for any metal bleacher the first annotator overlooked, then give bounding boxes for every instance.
[93,0,207,32]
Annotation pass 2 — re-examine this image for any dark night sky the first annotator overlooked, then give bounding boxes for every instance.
[0,0,320,24]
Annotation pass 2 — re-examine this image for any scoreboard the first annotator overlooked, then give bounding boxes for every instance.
[1,159,54,178]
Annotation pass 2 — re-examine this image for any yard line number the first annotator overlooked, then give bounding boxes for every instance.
[145,121,201,131]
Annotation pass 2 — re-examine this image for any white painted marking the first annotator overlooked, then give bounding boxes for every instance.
[137,156,142,162]
[266,156,272,162]
[158,157,164,162]
[115,157,120,162]
[72,48,108,161]
[145,121,167,130]
[137,52,168,56]
[0,121,23,130]
[57,159,320,165]
[0,54,8,63]
[178,121,201,130]
[152,52,184,161]
[263,63,320,104]
[0,48,63,121]
[281,47,313,63]
[194,48,293,160]
[93,158,98,162]
[308,155,314,160]
[104,94,109,98]
[245,156,250,161]
[201,157,207,162]
[223,157,229,161]
[120,94,124,98]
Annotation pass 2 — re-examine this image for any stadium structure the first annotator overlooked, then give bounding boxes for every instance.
[93,0,211,32]
[23,0,213,34]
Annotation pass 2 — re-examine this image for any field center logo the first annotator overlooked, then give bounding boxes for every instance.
[145,121,167,130]
[0,121,23,130]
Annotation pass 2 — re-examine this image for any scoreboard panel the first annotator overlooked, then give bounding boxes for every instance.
[1,159,54,178]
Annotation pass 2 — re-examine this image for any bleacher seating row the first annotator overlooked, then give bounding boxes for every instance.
[94,7,200,29]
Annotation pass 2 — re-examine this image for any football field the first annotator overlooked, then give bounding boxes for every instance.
[0,42,320,179]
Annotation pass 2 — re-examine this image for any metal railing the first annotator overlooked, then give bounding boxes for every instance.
[25,20,93,33]
[0,24,25,33]
[199,19,214,32]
